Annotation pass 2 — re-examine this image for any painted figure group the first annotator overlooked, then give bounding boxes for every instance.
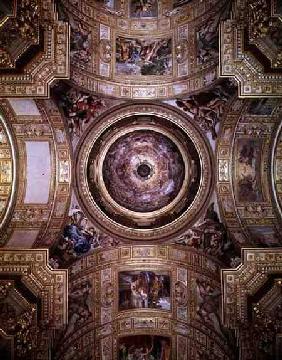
[119,271,171,311]
[119,336,171,360]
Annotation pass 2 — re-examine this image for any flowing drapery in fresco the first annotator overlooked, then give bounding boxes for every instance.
[119,271,171,311]
[116,37,172,76]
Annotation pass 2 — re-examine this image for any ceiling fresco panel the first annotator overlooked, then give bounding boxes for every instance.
[0,0,281,358]
[54,245,235,360]
[58,0,231,99]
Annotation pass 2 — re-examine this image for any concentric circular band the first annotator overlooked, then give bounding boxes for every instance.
[75,103,213,241]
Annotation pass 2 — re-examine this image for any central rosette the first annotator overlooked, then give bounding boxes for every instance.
[102,130,185,213]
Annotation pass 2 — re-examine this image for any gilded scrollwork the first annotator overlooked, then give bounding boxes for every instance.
[0,110,16,235]
[216,98,282,247]
[222,248,282,360]
[75,103,213,241]
[220,0,282,97]
[54,245,234,359]
[0,0,69,97]
[0,249,68,360]
[58,0,229,99]
[0,99,71,248]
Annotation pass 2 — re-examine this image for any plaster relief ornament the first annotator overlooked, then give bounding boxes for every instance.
[99,39,112,63]
[58,0,230,98]
[175,41,189,64]
[0,113,15,233]
[196,279,225,336]
[220,0,282,96]
[64,280,93,339]
[0,0,69,97]
[55,245,234,360]
[175,281,188,307]
[0,250,68,360]
[222,249,282,360]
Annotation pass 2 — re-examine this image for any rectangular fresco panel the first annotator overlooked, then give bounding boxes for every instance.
[115,37,172,76]
[118,271,171,311]
[130,0,158,18]
[118,335,171,360]
[236,139,263,203]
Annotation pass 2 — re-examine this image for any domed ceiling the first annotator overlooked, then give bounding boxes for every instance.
[58,0,231,99]
[101,129,185,213]
[0,1,281,360]
[75,103,213,240]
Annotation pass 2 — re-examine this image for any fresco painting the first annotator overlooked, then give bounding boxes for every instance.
[0,1,14,21]
[197,5,231,64]
[95,0,114,7]
[247,99,276,115]
[119,271,171,311]
[118,335,171,360]
[277,0,282,14]
[130,0,158,18]
[236,139,263,203]
[248,226,280,246]
[173,0,193,8]
[116,37,172,76]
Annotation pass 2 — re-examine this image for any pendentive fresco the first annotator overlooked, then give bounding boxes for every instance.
[0,0,281,359]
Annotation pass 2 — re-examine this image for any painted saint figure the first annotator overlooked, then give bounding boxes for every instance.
[130,0,158,18]
[130,273,149,308]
